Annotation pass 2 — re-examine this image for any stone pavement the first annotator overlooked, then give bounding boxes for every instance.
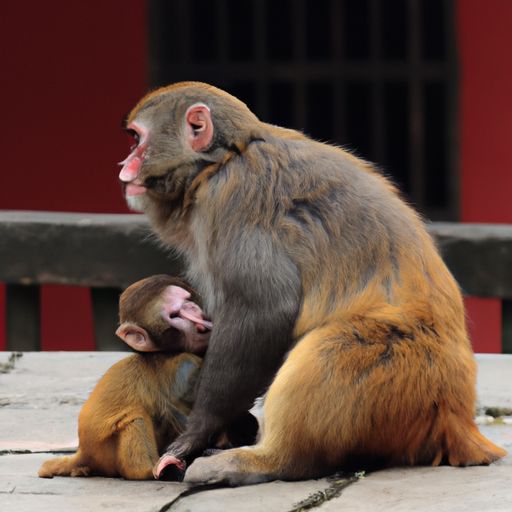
[1,352,511,512]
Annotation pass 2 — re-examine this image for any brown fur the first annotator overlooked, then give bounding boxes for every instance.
[38,352,200,479]
[120,82,506,485]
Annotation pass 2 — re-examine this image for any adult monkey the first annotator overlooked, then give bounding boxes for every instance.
[119,82,505,485]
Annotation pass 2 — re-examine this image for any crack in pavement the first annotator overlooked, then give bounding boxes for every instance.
[288,472,364,512]
[5,491,61,496]
[0,449,75,456]
[0,449,33,456]
[0,352,23,374]
[158,483,226,512]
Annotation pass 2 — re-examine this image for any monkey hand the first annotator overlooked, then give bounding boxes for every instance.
[153,440,194,481]
[155,427,211,480]
[153,454,187,481]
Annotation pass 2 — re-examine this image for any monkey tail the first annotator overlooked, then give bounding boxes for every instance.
[432,413,507,467]
[38,451,91,478]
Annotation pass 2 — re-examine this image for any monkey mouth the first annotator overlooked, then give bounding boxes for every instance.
[124,182,147,197]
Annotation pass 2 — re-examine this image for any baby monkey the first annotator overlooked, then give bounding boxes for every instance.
[38,275,257,480]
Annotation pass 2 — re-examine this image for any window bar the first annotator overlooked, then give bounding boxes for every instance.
[218,0,229,65]
[177,0,191,64]
[254,0,268,120]
[331,0,345,144]
[444,0,459,220]
[408,0,426,210]
[293,0,307,131]
[369,0,386,165]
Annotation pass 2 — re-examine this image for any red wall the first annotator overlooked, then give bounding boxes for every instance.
[0,1,147,349]
[458,0,512,352]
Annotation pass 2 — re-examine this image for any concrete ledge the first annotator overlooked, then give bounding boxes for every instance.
[434,222,512,297]
[0,211,182,288]
[2,211,512,296]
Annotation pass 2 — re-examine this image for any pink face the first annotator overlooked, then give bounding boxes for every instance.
[118,122,148,198]
[118,103,214,211]
[115,284,212,353]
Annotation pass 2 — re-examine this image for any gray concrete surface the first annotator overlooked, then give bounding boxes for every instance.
[1,351,511,511]
[475,354,512,410]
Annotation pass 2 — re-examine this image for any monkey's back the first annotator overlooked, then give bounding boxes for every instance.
[200,128,465,343]
[78,353,200,446]
[221,129,505,471]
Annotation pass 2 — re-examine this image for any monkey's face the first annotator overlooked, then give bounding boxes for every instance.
[118,82,260,212]
[117,276,212,354]
[119,96,215,212]
[116,314,210,354]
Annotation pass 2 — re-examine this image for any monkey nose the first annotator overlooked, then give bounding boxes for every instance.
[119,156,143,182]
[125,183,147,197]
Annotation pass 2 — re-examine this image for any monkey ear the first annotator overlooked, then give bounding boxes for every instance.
[115,322,159,352]
[185,103,213,152]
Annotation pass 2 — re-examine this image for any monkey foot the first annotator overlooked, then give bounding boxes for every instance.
[153,455,186,481]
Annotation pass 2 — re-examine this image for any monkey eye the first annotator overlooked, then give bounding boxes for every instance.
[126,128,140,150]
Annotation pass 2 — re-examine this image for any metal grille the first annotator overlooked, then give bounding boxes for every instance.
[149,0,457,220]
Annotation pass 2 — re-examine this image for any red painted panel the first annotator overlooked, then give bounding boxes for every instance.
[464,297,502,353]
[458,0,512,223]
[457,1,512,352]
[41,285,95,351]
[0,1,148,350]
